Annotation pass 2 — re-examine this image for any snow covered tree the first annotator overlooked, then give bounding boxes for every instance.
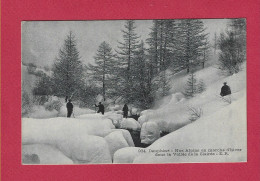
[218,19,246,75]
[197,79,206,93]
[201,36,211,68]
[22,83,32,116]
[115,20,140,103]
[131,41,154,109]
[218,32,243,75]
[52,31,84,99]
[146,20,160,76]
[214,32,218,54]
[188,106,203,122]
[176,19,209,73]
[87,41,116,101]
[147,20,178,74]
[33,74,53,96]
[154,69,171,98]
[184,73,197,98]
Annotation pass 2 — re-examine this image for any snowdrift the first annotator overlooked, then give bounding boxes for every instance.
[22,113,135,164]
[133,93,246,163]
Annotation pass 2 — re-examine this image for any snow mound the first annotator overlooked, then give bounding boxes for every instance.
[105,131,129,158]
[138,115,148,126]
[112,129,135,147]
[22,144,73,164]
[104,111,123,125]
[120,118,141,131]
[140,122,160,145]
[113,147,140,164]
[57,135,112,164]
[22,116,115,144]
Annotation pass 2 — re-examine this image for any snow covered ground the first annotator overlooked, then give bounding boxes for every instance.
[22,113,137,164]
[115,64,246,163]
[22,63,246,164]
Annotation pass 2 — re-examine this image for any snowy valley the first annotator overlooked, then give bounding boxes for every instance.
[22,19,246,164]
[22,62,246,164]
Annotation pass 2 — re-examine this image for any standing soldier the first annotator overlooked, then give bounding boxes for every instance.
[95,102,105,115]
[122,104,128,118]
[220,82,231,97]
[66,99,73,118]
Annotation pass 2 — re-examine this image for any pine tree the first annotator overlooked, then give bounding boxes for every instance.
[115,20,140,103]
[201,36,210,68]
[33,74,53,96]
[176,19,208,73]
[52,31,84,99]
[218,19,246,75]
[146,20,160,76]
[87,41,116,101]
[131,41,154,109]
[184,72,197,98]
[147,20,178,74]
[214,32,218,54]
[197,79,206,93]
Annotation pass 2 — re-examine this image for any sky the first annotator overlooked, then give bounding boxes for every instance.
[22,19,229,68]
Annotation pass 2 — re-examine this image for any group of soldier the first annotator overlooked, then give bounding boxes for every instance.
[66,82,231,118]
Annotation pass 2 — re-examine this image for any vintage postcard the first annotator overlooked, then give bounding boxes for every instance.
[21,19,246,164]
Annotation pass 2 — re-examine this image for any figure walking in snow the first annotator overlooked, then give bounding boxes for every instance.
[66,99,73,118]
[95,102,104,115]
[122,104,128,118]
[220,82,231,97]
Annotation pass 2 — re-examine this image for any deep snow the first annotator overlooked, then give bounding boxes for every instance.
[115,64,246,163]
[22,114,137,164]
[22,62,247,164]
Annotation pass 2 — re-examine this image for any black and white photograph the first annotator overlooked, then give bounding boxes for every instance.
[22,19,247,164]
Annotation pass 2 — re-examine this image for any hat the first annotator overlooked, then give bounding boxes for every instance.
[223,82,227,84]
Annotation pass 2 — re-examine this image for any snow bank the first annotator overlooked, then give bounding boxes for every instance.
[113,147,140,164]
[22,113,136,164]
[104,111,123,126]
[140,122,160,145]
[22,144,73,164]
[112,129,135,147]
[105,131,129,158]
[120,118,141,131]
[133,93,247,163]
[28,105,58,119]
[22,116,115,144]
[138,115,148,126]
[140,65,246,133]
[57,135,112,164]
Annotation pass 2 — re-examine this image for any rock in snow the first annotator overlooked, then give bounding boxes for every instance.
[120,118,141,131]
[140,122,160,145]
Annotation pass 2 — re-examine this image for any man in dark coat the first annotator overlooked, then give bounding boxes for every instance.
[220,82,231,97]
[122,104,128,118]
[66,99,73,118]
[95,102,105,115]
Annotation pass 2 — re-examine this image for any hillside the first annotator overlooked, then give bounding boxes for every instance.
[22,62,247,164]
